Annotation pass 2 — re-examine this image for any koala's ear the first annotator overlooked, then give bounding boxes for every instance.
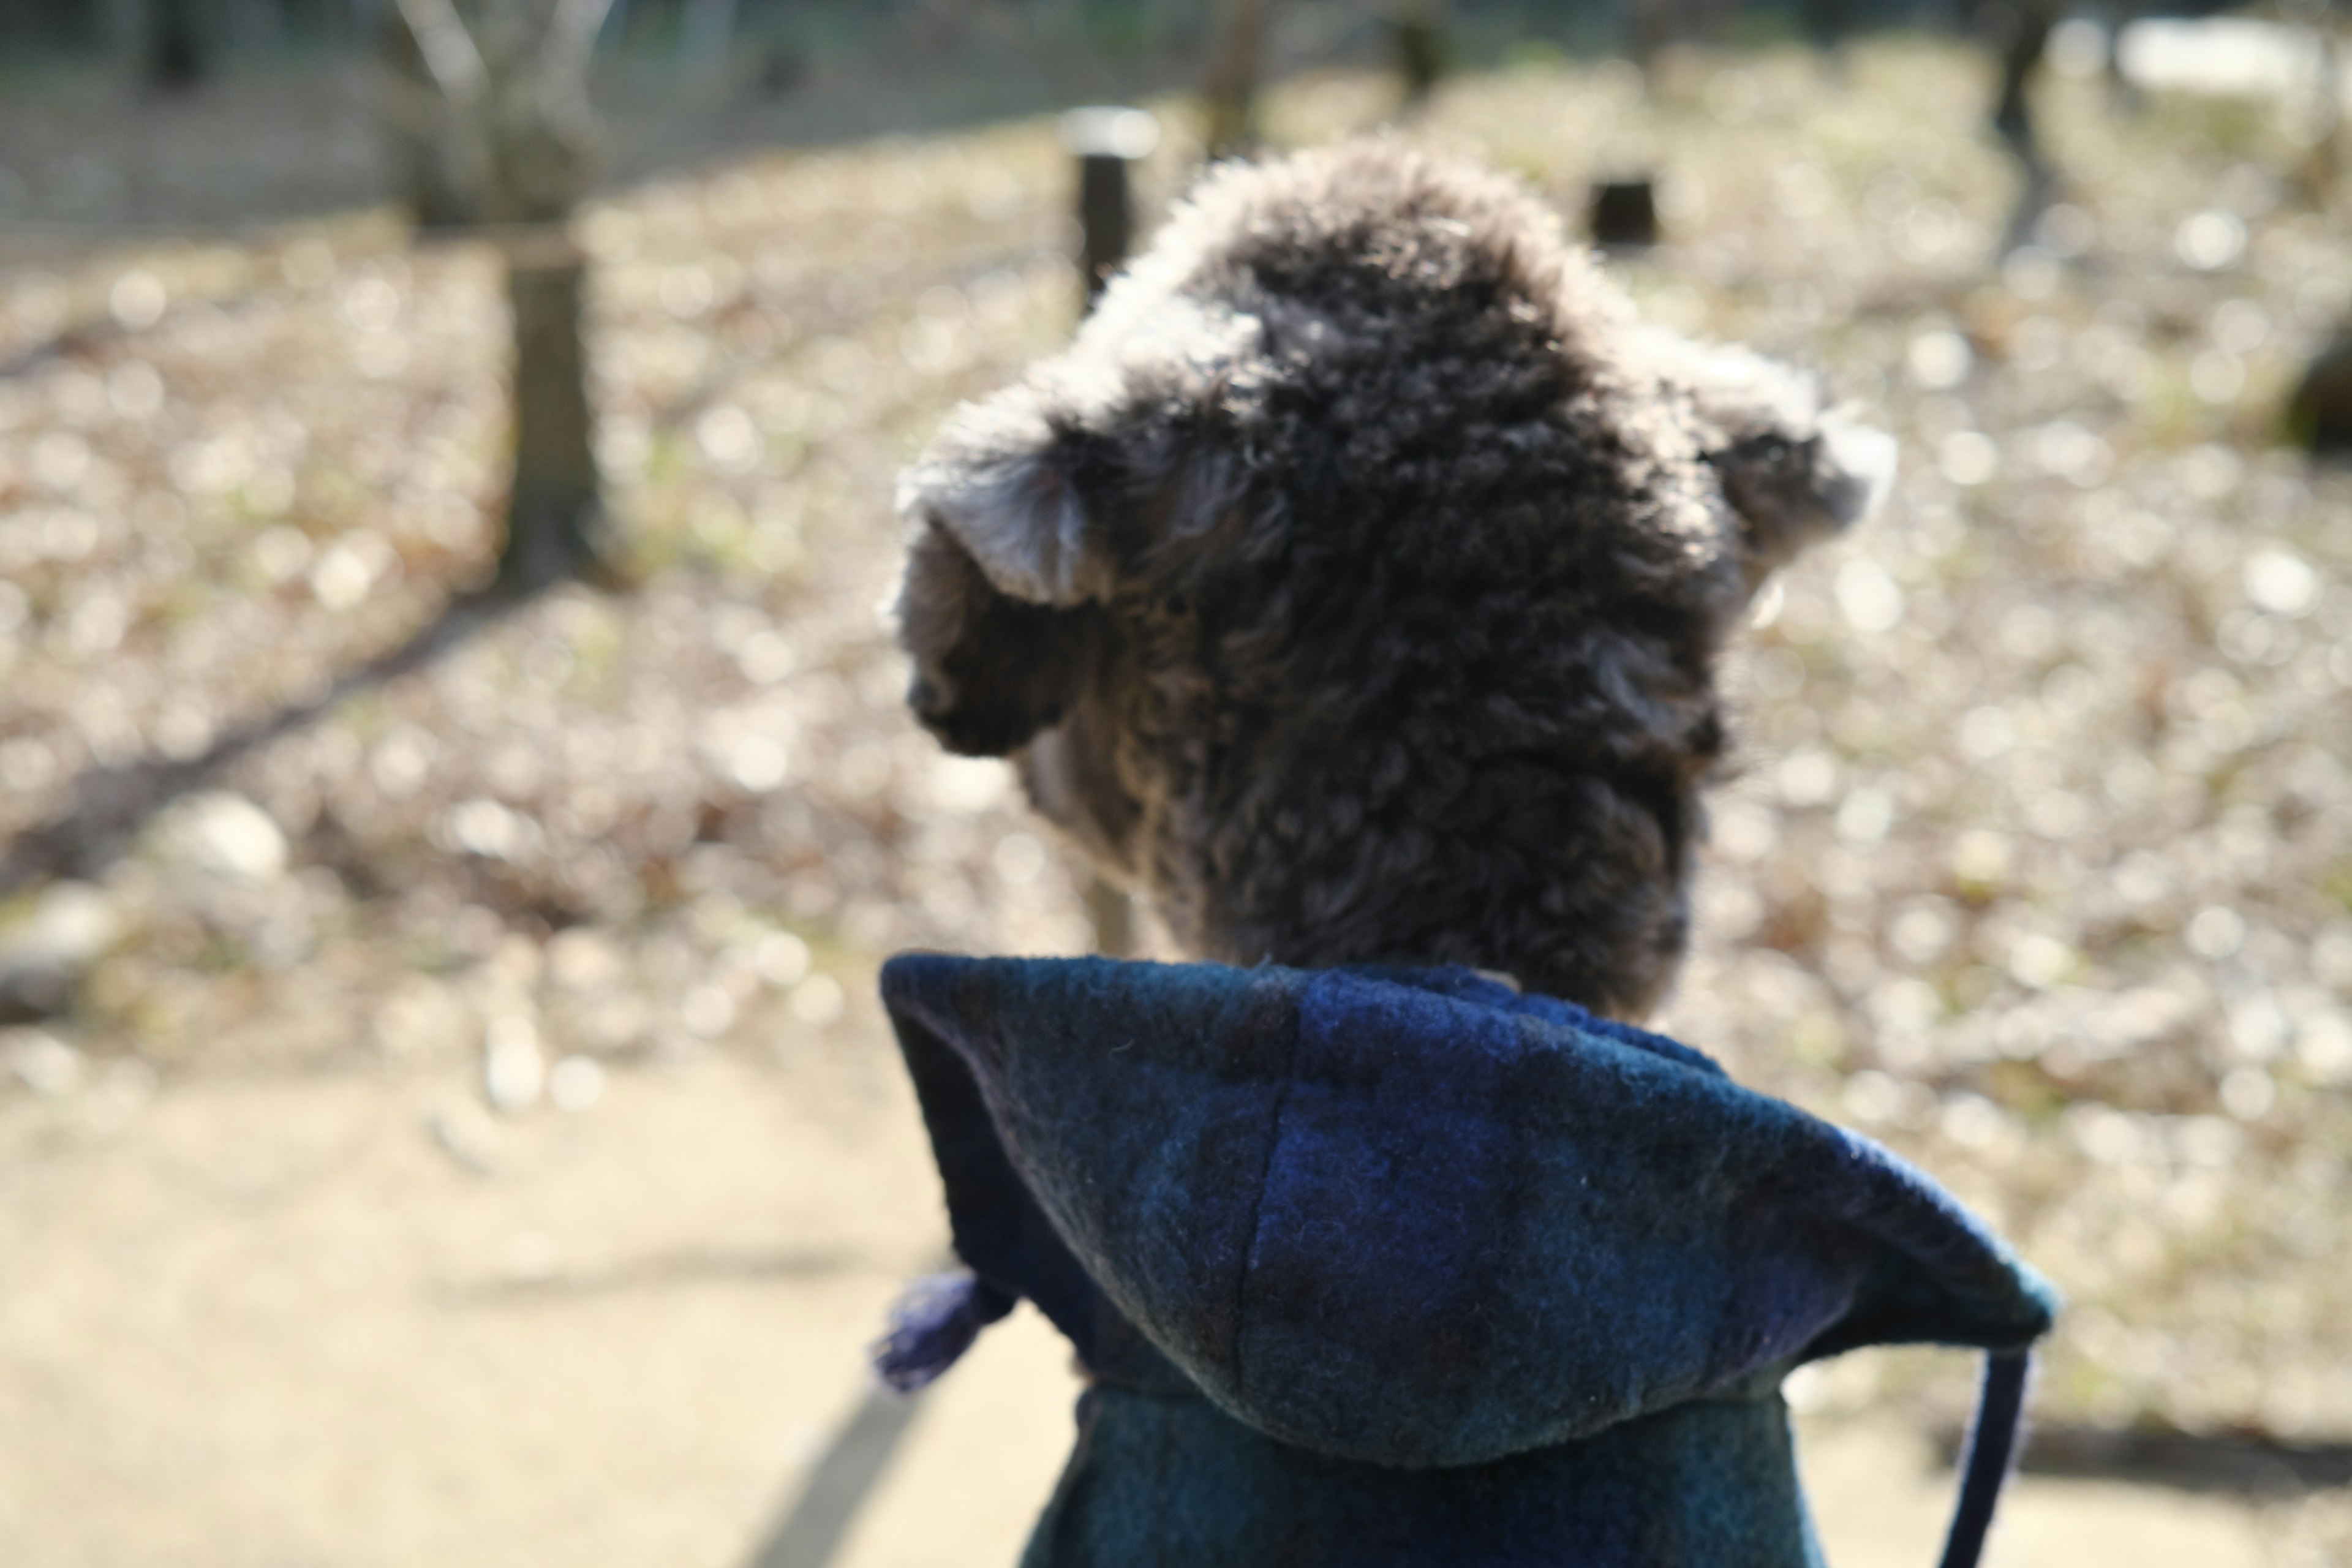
[1644,333,1898,588]
[895,520,1105,758]
[894,379,1117,758]
[1714,414,1896,586]
[896,384,1114,608]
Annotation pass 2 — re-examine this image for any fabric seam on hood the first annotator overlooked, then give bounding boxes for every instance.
[1228,982,1303,1404]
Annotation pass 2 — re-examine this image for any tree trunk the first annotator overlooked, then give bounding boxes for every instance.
[2290,9,2345,205]
[1394,0,1446,106]
[343,0,386,46]
[679,0,736,69]
[1202,0,1265,159]
[379,1,473,227]
[1632,0,1745,82]
[228,0,284,51]
[500,246,607,593]
[1989,0,2056,173]
[100,0,144,56]
[1630,0,1675,81]
[146,0,205,91]
[1985,0,2059,252]
[379,0,617,591]
[1800,0,1855,61]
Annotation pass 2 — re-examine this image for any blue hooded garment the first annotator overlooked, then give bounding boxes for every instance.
[872,955,2058,1567]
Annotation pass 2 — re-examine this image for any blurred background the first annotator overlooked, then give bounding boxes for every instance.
[2,2,2350,1565]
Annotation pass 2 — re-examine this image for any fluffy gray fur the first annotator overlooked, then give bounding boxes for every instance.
[894,141,1891,1019]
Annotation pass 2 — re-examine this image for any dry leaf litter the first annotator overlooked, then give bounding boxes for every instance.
[0,50,2347,1546]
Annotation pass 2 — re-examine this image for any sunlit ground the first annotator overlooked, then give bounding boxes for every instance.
[1,37,2349,1566]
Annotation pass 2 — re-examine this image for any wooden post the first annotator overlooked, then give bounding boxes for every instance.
[1077,155,1132,302]
[1058,107,1158,954]
[1589,178,1660,248]
[1202,0,1266,159]
[1061,107,1157,303]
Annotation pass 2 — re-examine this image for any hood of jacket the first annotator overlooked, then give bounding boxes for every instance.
[879,953,2056,1471]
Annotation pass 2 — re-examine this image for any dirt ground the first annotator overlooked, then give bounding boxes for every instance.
[0,1019,2285,1568]
[4,34,2352,1568]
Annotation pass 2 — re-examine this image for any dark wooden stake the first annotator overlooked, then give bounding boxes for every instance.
[1202,0,1266,159]
[1060,107,1157,952]
[1589,178,1660,248]
[1079,153,1133,304]
[1061,107,1158,304]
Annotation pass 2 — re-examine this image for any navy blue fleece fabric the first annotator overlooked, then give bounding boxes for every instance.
[1024,1385,1825,1568]
[879,955,2055,1561]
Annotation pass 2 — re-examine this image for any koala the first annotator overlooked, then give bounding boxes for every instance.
[894,140,1891,1020]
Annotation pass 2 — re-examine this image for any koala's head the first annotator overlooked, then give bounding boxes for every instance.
[894,142,1891,1019]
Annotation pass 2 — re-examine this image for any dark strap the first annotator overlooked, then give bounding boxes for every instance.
[1938,1351,2031,1568]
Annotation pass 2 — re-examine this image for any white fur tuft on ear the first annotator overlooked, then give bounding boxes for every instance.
[896,386,1110,606]
[1627,325,1894,573]
[1816,415,1898,527]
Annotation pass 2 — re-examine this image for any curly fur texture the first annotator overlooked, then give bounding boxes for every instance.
[894,140,1891,1019]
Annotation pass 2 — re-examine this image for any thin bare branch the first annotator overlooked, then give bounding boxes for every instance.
[394,0,490,103]
[541,0,619,84]
[372,64,456,141]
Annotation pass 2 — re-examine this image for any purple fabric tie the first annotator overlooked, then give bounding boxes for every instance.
[870,1269,1017,1393]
